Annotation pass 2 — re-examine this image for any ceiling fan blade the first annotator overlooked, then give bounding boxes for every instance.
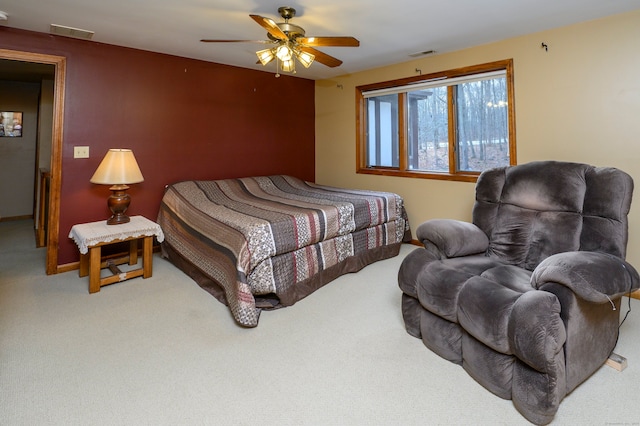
[249,14,288,40]
[297,37,360,47]
[200,39,272,43]
[298,46,343,68]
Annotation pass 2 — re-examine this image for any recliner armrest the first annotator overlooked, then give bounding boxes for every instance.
[416,219,489,259]
[531,251,640,303]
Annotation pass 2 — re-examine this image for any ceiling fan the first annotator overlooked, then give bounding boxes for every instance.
[200,6,360,75]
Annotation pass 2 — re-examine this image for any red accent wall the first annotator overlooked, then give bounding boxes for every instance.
[0,27,316,265]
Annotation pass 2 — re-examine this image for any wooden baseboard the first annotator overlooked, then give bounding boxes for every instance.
[0,214,33,222]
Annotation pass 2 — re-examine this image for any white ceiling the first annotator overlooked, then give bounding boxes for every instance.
[1,0,639,80]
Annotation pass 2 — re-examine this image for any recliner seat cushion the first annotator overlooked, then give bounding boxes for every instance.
[480,264,533,292]
[417,255,505,321]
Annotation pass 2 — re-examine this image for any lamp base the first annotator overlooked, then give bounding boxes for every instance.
[107,184,131,225]
[107,213,131,225]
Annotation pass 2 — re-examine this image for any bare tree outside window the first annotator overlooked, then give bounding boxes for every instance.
[456,78,509,172]
[408,86,448,172]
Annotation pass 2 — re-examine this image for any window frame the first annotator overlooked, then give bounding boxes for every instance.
[356,59,517,182]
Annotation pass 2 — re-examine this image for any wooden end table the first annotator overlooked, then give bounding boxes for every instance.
[69,216,165,293]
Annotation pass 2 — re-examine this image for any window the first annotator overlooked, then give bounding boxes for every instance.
[356,59,516,181]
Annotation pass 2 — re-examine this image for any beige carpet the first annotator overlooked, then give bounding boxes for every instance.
[1,220,639,425]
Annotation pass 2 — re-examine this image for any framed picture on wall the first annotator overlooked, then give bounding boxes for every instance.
[0,112,23,137]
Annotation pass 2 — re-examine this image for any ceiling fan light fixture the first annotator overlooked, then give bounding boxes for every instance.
[256,48,275,65]
[296,50,315,68]
[206,7,359,76]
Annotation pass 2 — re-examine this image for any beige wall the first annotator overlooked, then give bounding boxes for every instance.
[315,10,640,266]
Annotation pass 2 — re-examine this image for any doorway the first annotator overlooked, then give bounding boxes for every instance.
[0,49,66,275]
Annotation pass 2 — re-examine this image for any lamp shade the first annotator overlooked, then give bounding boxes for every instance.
[275,44,292,61]
[281,58,295,73]
[256,48,275,66]
[297,50,315,68]
[90,149,144,185]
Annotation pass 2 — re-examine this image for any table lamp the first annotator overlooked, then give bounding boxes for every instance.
[90,148,144,225]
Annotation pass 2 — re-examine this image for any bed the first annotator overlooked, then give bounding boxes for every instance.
[157,175,411,327]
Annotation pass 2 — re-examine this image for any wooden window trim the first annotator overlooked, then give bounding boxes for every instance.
[356,59,516,182]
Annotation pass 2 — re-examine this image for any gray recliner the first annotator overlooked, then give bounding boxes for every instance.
[398,161,640,425]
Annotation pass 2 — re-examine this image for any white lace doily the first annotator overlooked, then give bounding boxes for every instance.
[69,215,165,254]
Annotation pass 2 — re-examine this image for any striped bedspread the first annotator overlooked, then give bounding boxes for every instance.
[157,175,410,327]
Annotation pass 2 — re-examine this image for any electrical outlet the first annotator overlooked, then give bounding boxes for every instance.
[74,146,90,158]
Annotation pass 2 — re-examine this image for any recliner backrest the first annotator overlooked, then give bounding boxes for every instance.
[473,161,633,270]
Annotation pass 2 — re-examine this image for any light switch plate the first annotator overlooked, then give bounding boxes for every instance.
[74,146,89,158]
